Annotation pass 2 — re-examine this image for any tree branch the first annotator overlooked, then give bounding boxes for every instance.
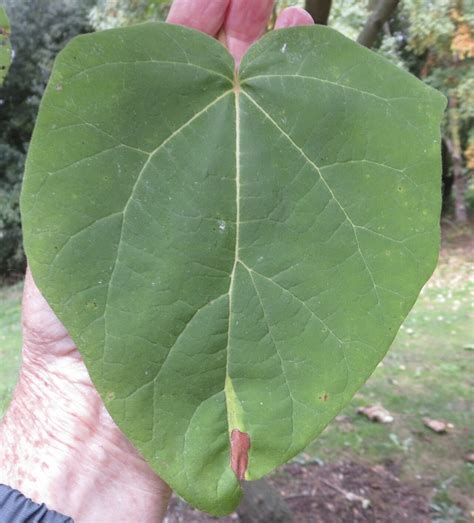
[357,0,400,48]
[444,136,455,157]
[304,0,332,25]
[448,95,468,223]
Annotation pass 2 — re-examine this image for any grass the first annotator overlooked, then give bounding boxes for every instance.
[0,228,472,518]
[0,282,22,414]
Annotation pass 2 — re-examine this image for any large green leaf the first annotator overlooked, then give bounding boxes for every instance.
[0,7,11,85]
[21,23,445,515]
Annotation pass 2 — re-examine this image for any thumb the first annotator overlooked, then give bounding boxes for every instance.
[22,268,76,359]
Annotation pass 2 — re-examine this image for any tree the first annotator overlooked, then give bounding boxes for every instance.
[447,96,468,222]
[0,7,11,84]
[89,0,170,29]
[404,0,473,224]
[305,0,332,25]
[357,0,400,48]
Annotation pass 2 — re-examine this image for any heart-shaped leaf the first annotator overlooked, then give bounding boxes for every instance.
[21,23,445,515]
[0,7,11,85]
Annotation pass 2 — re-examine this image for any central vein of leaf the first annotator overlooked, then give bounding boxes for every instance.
[224,85,244,442]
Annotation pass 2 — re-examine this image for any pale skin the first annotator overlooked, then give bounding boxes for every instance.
[0,2,313,521]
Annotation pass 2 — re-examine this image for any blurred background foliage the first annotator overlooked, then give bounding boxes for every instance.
[89,0,170,29]
[0,0,94,278]
[0,0,472,280]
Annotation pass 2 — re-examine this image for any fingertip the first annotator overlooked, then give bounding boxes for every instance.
[224,0,275,66]
[167,0,231,37]
[274,6,314,30]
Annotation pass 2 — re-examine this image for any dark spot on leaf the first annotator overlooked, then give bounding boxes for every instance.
[319,393,329,401]
[106,391,115,401]
[230,428,251,481]
[55,83,63,92]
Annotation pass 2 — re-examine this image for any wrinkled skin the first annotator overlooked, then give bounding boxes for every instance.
[0,2,312,521]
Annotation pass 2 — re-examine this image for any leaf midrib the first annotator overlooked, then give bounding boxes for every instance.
[223,85,242,443]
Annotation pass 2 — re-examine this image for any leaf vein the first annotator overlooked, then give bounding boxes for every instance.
[103,90,233,349]
[242,90,382,310]
[65,59,233,85]
[243,73,420,103]
[244,263,295,453]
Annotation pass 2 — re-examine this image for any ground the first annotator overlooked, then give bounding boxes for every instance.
[1,225,472,522]
[167,461,434,522]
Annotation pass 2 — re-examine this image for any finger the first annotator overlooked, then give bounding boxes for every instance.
[275,6,314,30]
[167,0,231,37]
[223,0,275,65]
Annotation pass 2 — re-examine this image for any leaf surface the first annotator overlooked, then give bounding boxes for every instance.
[0,7,11,85]
[21,23,445,515]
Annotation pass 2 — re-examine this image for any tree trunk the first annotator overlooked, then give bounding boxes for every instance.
[453,163,467,223]
[441,139,454,215]
[357,0,400,48]
[304,0,332,25]
[447,96,468,223]
[237,480,294,523]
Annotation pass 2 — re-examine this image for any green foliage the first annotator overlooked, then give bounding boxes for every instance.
[276,0,305,12]
[0,146,24,277]
[89,0,170,30]
[22,23,444,514]
[0,0,93,277]
[403,0,456,53]
[328,0,369,42]
[0,7,11,84]
[402,1,473,120]
[0,8,19,276]
[0,281,22,416]
[465,177,474,208]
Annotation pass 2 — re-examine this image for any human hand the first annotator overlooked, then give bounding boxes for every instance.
[0,268,172,522]
[168,0,313,66]
[0,2,313,522]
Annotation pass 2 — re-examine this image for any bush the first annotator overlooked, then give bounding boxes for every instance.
[0,144,24,278]
[0,0,94,279]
